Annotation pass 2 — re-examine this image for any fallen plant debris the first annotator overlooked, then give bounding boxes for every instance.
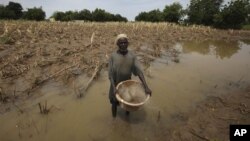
[0,21,250,111]
[0,21,250,141]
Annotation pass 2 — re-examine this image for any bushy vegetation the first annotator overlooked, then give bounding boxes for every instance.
[22,7,46,21]
[0,1,46,21]
[135,0,250,29]
[187,0,249,29]
[213,0,250,29]
[135,2,184,23]
[0,1,127,22]
[51,8,127,22]
[1,0,250,29]
[135,9,164,22]
[0,2,23,20]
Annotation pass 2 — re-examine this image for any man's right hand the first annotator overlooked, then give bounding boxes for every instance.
[145,87,152,96]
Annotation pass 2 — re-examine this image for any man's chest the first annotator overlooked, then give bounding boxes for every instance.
[113,54,134,69]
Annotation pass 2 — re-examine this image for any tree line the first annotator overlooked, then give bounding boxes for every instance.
[1,1,250,29]
[136,0,250,29]
[51,9,127,22]
[0,2,45,21]
[0,1,127,22]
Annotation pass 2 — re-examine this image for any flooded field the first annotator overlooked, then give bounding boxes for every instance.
[1,40,250,141]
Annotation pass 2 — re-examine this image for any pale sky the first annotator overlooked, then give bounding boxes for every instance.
[0,0,190,21]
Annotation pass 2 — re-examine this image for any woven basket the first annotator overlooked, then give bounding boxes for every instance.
[115,80,150,111]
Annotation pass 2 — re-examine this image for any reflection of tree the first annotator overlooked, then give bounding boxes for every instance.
[212,40,239,59]
[182,41,210,55]
[182,40,240,59]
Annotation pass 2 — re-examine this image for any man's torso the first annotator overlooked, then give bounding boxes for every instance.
[110,50,135,84]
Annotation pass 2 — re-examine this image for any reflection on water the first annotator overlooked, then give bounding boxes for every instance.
[0,40,250,141]
[181,40,240,59]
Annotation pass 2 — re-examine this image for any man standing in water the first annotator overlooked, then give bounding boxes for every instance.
[108,34,152,118]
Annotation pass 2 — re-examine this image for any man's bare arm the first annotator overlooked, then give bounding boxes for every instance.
[138,72,152,96]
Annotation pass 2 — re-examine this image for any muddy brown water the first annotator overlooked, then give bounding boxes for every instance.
[0,40,250,141]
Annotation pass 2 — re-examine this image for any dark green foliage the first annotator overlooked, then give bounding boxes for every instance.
[135,12,148,21]
[90,8,127,22]
[0,1,23,19]
[163,2,183,23]
[5,1,23,19]
[213,0,249,29]
[1,1,127,22]
[246,4,250,24]
[78,9,92,21]
[135,3,183,23]
[135,9,163,22]
[52,11,66,21]
[22,7,46,21]
[187,0,249,29]
[92,8,109,22]
[134,0,249,29]
[0,1,45,21]
[187,0,223,25]
[51,8,127,22]
[0,5,15,19]
[113,14,127,22]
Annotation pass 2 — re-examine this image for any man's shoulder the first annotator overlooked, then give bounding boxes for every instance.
[128,50,137,59]
[110,51,118,58]
[110,50,136,59]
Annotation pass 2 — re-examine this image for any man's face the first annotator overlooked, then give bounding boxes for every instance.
[117,38,128,52]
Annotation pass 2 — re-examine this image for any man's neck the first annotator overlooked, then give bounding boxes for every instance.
[117,50,128,55]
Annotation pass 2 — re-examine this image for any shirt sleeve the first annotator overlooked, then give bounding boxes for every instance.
[132,56,143,76]
[108,56,113,79]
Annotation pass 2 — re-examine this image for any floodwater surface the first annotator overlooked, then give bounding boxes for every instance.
[0,40,250,141]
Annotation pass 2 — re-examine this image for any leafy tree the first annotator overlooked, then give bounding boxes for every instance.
[113,14,127,22]
[52,11,65,21]
[187,0,202,24]
[51,8,127,22]
[147,9,163,22]
[214,0,249,29]
[6,1,23,19]
[22,7,46,21]
[78,9,92,21]
[163,2,183,23]
[135,2,183,23]
[187,0,223,25]
[63,11,76,21]
[0,1,23,19]
[0,5,15,19]
[135,12,148,21]
[246,3,250,24]
[92,8,108,22]
[135,9,163,22]
[202,0,223,25]
[91,8,127,22]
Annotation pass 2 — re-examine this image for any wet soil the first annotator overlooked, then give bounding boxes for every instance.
[167,87,250,141]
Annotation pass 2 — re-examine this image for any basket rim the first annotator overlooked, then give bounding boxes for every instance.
[115,80,150,107]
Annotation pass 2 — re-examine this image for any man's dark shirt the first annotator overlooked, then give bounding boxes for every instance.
[108,50,142,101]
